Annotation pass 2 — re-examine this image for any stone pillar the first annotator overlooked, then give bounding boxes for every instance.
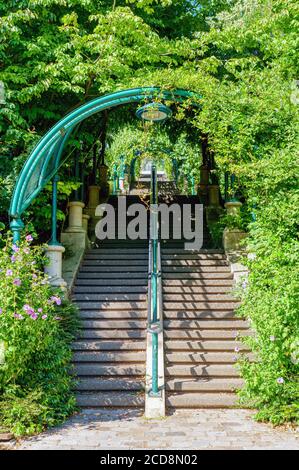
[99,164,109,197]
[224,200,242,216]
[82,213,90,233]
[223,200,247,251]
[44,245,67,289]
[84,185,101,241]
[87,185,100,211]
[65,201,85,233]
[82,213,91,248]
[208,184,220,207]
[198,165,209,203]
[200,165,210,185]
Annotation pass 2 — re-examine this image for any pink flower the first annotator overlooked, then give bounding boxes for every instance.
[234,347,240,353]
[54,316,62,321]
[32,274,37,279]
[11,255,16,263]
[23,248,30,254]
[12,244,20,253]
[13,278,21,286]
[277,377,284,384]
[50,296,61,306]
[0,308,2,314]
[13,313,24,319]
[38,308,43,313]
[31,313,38,320]
[42,315,47,320]
[23,304,35,316]
[6,269,13,276]
[25,234,33,242]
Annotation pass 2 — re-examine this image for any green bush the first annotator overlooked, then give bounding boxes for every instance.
[0,234,79,436]
[236,238,299,425]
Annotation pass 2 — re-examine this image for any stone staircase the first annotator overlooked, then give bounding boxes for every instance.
[162,244,251,409]
[71,190,251,412]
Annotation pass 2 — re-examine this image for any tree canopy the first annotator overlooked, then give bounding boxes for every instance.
[0,0,298,424]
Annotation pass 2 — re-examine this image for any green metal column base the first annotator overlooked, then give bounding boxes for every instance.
[10,218,24,244]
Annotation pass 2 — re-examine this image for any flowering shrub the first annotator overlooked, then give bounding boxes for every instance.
[236,236,299,425]
[0,234,79,436]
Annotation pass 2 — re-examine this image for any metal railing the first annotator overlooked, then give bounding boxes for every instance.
[147,164,162,396]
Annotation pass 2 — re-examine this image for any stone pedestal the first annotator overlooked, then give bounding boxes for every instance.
[82,214,91,248]
[44,244,67,289]
[224,200,242,216]
[198,166,209,203]
[85,185,101,239]
[99,164,109,197]
[200,165,209,185]
[223,228,247,251]
[86,185,100,212]
[208,184,220,207]
[66,201,85,233]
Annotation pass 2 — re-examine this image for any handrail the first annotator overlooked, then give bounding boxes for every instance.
[147,164,162,396]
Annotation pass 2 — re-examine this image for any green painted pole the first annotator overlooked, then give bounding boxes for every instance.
[152,332,158,394]
[49,174,60,245]
[10,218,24,244]
[150,164,159,395]
[73,151,80,201]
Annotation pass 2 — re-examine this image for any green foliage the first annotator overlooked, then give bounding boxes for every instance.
[0,234,79,435]
[0,0,298,426]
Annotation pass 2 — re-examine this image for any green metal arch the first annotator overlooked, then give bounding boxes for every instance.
[9,87,199,221]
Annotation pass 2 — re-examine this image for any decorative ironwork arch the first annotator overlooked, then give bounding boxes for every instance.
[9,87,200,236]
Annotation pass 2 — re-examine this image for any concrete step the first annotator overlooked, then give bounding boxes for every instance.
[75,279,147,286]
[80,320,147,329]
[163,266,231,273]
[165,351,252,363]
[76,302,147,310]
[73,351,146,363]
[76,378,144,391]
[72,340,146,351]
[163,286,233,294]
[165,340,248,351]
[163,273,233,280]
[80,266,148,272]
[163,302,240,310]
[163,279,233,287]
[164,320,249,329]
[84,254,148,260]
[77,272,147,279]
[76,392,144,408]
[73,294,147,302]
[163,294,237,302]
[166,378,244,392]
[86,249,147,254]
[165,364,239,377]
[163,311,238,319]
[79,330,146,339]
[74,364,145,376]
[166,393,238,408]
[164,330,252,340]
[74,286,147,294]
[162,254,226,260]
[162,249,224,254]
[78,310,147,319]
[82,260,148,266]
[162,260,229,267]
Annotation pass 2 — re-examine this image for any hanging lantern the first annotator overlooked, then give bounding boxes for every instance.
[136,102,172,122]
[0,81,6,105]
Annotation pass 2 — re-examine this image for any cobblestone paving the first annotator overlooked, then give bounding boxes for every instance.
[14,409,298,450]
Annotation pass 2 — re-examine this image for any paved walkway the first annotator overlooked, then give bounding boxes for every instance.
[12,409,298,450]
